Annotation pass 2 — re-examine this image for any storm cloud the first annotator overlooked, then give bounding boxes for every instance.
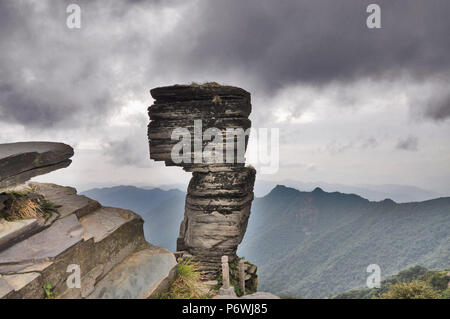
[181,0,450,87]
[1,0,450,129]
[396,136,419,151]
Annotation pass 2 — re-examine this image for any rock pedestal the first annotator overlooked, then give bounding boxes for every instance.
[147,83,256,278]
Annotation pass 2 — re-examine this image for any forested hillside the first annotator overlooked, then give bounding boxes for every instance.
[334,266,450,299]
[83,184,450,298]
[239,185,450,298]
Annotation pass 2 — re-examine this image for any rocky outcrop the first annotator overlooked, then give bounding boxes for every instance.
[148,84,252,169]
[0,142,74,190]
[147,83,256,278]
[0,183,176,299]
[0,142,177,299]
[178,168,256,276]
[213,292,280,299]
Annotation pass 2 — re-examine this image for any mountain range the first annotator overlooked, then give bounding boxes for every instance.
[79,180,442,203]
[81,184,450,298]
[334,265,449,299]
[81,186,185,250]
[253,180,442,203]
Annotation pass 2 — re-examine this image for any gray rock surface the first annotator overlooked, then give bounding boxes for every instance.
[148,84,251,167]
[0,182,176,299]
[0,142,74,190]
[29,182,100,218]
[213,292,280,299]
[88,246,177,299]
[147,84,256,279]
[0,214,84,264]
[0,219,40,252]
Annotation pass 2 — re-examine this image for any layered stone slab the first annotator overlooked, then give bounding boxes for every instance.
[87,246,177,299]
[29,182,101,219]
[0,182,101,252]
[148,84,252,168]
[0,219,40,252]
[0,214,84,264]
[147,84,256,279]
[0,142,74,190]
[0,181,175,299]
[80,206,138,242]
[213,292,280,299]
[0,272,41,298]
[150,84,250,104]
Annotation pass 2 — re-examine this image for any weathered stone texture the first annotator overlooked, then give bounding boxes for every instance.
[147,84,257,279]
[148,84,251,167]
[0,142,74,190]
[0,183,176,299]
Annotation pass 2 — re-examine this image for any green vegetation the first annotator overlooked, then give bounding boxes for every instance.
[212,95,222,103]
[189,81,221,87]
[83,184,450,298]
[442,288,450,299]
[0,191,60,221]
[231,258,257,297]
[213,257,257,297]
[39,199,61,216]
[335,266,450,299]
[376,281,441,299]
[43,284,57,299]
[158,258,209,299]
[239,185,450,298]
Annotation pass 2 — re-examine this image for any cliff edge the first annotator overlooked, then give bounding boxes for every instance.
[0,142,176,299]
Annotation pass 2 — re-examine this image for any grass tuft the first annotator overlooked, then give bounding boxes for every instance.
[43,284,57,299]
[158,258,209,299]
[190,81,221,87]
[0,192,60,221]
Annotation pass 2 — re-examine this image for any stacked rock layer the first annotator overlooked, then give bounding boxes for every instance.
[148,84,256,277]
[0,142,74,191]
[0,143,177,299]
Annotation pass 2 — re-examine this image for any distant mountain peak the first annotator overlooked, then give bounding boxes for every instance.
[312,187,325,193]
[380,198,396,204]
[265,185,301,199]
[272,184,300,193]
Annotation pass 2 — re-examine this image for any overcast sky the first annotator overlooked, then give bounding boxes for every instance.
[0,0,449,194]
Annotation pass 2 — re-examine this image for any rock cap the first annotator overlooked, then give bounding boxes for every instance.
[0,142,74,190]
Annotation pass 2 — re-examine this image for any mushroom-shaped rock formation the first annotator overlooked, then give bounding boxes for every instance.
[147,83,256,278]
[0,142,74,190]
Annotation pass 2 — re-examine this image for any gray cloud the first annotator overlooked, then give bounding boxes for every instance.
[1,0,449,131]
[424,92,450,121]
[0,0,449,194]
[327,140,354,155]
[177,0,450,88]
[168,0,450,122]
[396,136,419,151]
[360,137,379,149]
[102,136,153,168]
[0,0,164,129]
[326,136,379,154]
